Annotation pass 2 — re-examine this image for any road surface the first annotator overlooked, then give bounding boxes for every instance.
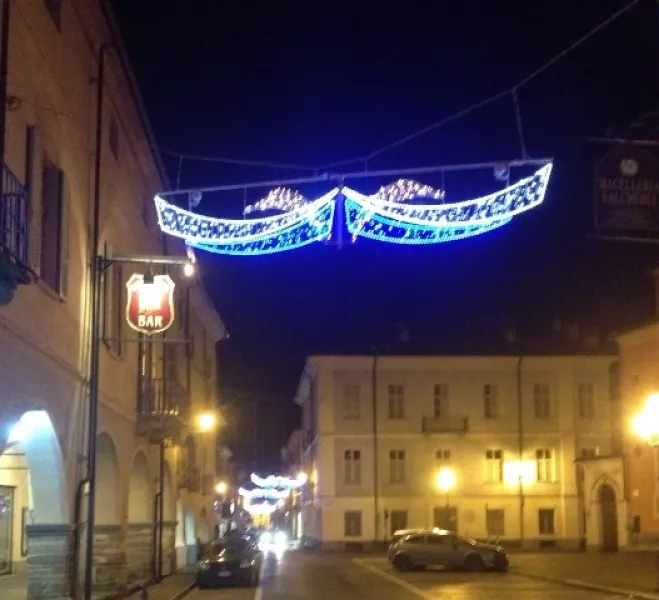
[186,550,620,600]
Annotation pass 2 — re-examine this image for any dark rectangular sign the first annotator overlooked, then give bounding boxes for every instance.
[593,142,659,238]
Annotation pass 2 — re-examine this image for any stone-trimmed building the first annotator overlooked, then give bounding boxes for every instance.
[295,354,620,551]
[0,1,225,598]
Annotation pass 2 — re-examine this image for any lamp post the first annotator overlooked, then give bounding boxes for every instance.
[435,467,456,529]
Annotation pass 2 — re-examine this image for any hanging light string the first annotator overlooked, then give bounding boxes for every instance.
[152,0,641,173]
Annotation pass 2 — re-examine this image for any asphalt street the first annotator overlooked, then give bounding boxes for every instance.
[186,550,622,600]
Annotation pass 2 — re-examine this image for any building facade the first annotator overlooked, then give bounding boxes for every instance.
[295,354,622,551]
[0,1,224,598]
[617,320,659,547]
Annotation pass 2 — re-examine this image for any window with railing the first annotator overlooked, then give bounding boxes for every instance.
[0,164,29,266]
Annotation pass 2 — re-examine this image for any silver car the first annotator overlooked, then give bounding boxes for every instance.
[388,530,509,572]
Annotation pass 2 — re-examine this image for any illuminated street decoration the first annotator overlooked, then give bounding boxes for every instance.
[154,163,552,252]
[244,187,308,215]
[343,163,552,244]
[239,487,290,501]
[190,199,335,256]
[125,273,175,335]
[375,179,445,203]
[154,188,339,247]
[250,473,305,489]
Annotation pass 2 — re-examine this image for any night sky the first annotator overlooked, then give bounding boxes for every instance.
[112,0,659,471]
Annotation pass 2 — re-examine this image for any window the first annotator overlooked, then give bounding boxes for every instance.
[433,383,449,418]
[538,508,555,534]
[485,449,503,483]
[484,384,499,418]
[389,450,406,484]
[109,116,120,160]
[435,449,451,463]
[43,0,62,30]
[580,447,599,459]
[486,509,505,536]
[344,450,361,485]
[536,448,553,482]
[390,510,408,534]
[342,384,361,420]
[388,384,405,419]
[100,245,123,355]
[533,383,551,419]
[578,383,595,418]
[39,157,68,295]
[344,511,362,537]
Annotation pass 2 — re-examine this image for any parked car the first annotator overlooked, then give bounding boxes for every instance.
[389,528,429,548]
[196,536,263,588]
[388,530,508,572]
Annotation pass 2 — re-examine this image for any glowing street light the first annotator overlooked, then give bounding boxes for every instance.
[435,467,456,508]
[296,471,308,485]
[633,393,659,447]
[215,481,228,495]
[198,412,217,432]
[183,262,195,277]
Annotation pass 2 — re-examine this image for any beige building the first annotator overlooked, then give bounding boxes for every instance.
[295,354,621,550]
[0,1,224,598]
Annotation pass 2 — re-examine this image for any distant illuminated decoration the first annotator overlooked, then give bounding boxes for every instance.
[154,163,552,253]
[250,473,305,490]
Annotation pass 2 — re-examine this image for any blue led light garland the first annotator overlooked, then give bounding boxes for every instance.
[155,188,339,245]
[153,163,552,253]
[190,199,335,256]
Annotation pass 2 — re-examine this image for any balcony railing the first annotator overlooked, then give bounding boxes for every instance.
[136,377,189,440]
[422,415,468,434]
[0,165,29,266]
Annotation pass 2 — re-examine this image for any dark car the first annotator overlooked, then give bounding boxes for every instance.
[196,536,262,588]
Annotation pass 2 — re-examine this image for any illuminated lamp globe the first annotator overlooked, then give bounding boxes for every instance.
[183,262,195,277]
[435,467,456,493]
[198,413,217,432]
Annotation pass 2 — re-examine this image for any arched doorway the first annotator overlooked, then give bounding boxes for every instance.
[93,433,123,591]
[598,484,618,552]
[1,410,68,597]
[127,452,152,582]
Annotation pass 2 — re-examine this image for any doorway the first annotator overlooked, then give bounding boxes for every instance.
[0,486,13,575]
[598,484,618,552]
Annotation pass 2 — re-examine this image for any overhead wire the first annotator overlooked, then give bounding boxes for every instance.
[150,0,642,176]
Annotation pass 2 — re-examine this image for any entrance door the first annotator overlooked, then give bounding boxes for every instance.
[599,484,618,552]
[433,506,458,532]
[0,487,13,575]
[390,510,408,536]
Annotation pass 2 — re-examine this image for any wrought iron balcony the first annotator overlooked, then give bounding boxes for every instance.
[0,164,29,266]
[422,415,468,434]
[136,376,189,441]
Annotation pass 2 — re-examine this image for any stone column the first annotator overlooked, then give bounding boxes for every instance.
[93,525,126,594]
[126,523,154,583]
[26,523,74,600]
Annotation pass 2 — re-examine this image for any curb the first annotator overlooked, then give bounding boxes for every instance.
[516,569,659,600]
[169,582,196,600]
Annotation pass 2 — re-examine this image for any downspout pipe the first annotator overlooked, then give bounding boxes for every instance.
[372,355,379,548]
[517,356,525,546]
[83,41,112,600]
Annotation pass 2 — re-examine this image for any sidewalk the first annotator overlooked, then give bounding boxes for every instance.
[123,568,196,600]
[513,552,659,599]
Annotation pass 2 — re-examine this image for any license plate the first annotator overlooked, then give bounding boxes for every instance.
[218,571,231,578]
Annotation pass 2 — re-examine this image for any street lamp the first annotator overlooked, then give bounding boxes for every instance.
[632,393,659,446]
[215,481,228,495]
[435,467,456,508]
[198,412,217,432]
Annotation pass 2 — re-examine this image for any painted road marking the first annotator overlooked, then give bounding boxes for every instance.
[353,558,436,600]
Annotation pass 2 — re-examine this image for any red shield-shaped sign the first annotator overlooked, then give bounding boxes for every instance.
[125,273,176,335]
